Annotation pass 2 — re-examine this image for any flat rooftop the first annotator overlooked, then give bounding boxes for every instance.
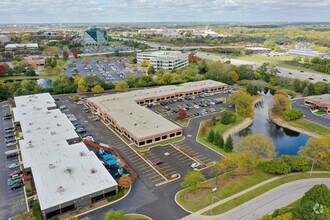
[306,94,330,105]
[137,51,189,60]
[33,150,117,211]
[88,80,226,140]
[13,93,117,211]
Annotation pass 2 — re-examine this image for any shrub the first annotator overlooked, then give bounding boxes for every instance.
[220,111,236,125]
[207,129,215,142]
[301,184,330,207]
[260,158,291,175]
[281,155,310,172]
[32,203,42,220]
[283,109,303,121]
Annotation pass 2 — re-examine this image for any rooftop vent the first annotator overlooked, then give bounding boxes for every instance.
[129,112,132,115]
[23,112,26,115]
[21,104,25,107]
[133,122,137,126]
[54,115,57,118]
[50,131,56,135]
[58,186,65,193]
[28,143,34,148]
[90,168,97,174]
[29,122,33,125]
[49,164,55,169]
[26,130,31,133]
[57,124,61,127]
[65,167,73,174]
[155,125,159,128]
[80,152,86,157]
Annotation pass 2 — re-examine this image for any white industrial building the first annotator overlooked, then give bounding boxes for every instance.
[0,34,10,44]
[5,43,38,50]
[137,51,189,71]
[12,93,117,219]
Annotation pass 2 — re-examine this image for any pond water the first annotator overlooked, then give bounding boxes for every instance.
[232,91,310,156]
[37,78,53,89]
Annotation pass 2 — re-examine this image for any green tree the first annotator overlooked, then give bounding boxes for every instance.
[213,131,220,145]
[246,84,259,96]
[147,65,155,75]
[181,171,206,193]
[115,81,129,92]
[271,94,291,115]
[281,155,310,172]
[224,135,233,152]
[283,109,304,121]
[260,158,291,174]
[228,91,254,118]
[220,111,236,125]
[211,116,217,126]
[299,134,330,170]
[208,129,215,142]
[301,184,330,207]
[236,134,276,159]
[52,74,77,94]
[104,210,125,220]
[293,79,301,92]
[210,159,237,185]
[293,200,317,220]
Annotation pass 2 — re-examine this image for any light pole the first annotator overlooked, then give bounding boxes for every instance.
[210,196,221,215]
[310,159,315,176]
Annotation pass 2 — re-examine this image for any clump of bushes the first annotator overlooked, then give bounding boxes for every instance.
[260,155,310,175]
[283,109,303,121]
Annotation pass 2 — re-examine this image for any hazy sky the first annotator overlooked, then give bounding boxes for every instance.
[1,0,330,23]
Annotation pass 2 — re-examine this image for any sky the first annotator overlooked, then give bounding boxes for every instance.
[1,0,330,23]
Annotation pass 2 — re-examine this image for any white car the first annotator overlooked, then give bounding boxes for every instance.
[77,101,84,105]
[9,162,20,169]
[191,162,200,169]
[194,105,200,109]
[83,136,94,142]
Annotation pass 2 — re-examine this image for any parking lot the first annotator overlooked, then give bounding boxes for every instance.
[55,95,168,188]
[143,144,199,178]
[149,90,234,120]
[64,57,133,83]
[80,45,134,54]
[0,104,27,220]
[292,99,330,128]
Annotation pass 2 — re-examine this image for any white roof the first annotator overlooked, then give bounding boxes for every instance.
[137,50,189,61]
[13,93,117,211]
[33,150,117,211]
[88,80,226,140]
[5,43,38,49]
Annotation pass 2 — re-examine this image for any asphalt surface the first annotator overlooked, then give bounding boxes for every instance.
[292,98,330,128]
[0,103,27,220]
[210,178,330,220]
[196,51,330,83]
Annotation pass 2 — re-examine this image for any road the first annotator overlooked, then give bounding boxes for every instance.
[184,178,330,220]
[196,51,330,83]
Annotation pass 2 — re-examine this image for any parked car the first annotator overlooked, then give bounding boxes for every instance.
[93,117,100,122]
[6,142,17,148]
[11,173,23,180]
[10,170,23,177]
[152,160,164,166]
[76,127,86,133]
[3,115,12,120]
[8,162,20,169]
[8,178,23,186]
[10,182,24,190]
[5,127,14,131]
[191,162,200,169]
[77,101,84,105]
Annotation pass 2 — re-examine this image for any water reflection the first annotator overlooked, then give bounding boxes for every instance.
[233,91,309,156]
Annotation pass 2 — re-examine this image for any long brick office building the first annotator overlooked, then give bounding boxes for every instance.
[87,80,228,147]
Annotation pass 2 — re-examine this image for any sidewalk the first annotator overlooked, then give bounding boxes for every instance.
[180,171,330,220]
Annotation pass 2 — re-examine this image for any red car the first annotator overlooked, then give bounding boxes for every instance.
[10,170,23,177]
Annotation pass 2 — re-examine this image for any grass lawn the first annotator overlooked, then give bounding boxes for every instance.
[176,167,274,213]
[197,114,245,156]
[203,173,330,215]
[314,111,325,116]
[125,214,151,220]
[288,119,330,136]
[0,75,57,80]
[175,118,190,127]
[57,58,69,67]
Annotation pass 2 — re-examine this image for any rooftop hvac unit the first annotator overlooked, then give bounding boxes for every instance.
[155,125,159,128]
[90,168,97,174]
[58,186,65,193]
[49,164,55,169]
[133,122,137,126]
[29,122,33,125]
[50,131,56,135]
[129,112,132,115]
[142,120,146,124]
[80,152,86,157]
[57,124,61,126]
[28,143,33,148]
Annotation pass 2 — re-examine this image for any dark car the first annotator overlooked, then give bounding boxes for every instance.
[8,178,23,186]
[152,160,164,166]
[10,182,24,190]
[323,79,328,82]
[3,115,12,120]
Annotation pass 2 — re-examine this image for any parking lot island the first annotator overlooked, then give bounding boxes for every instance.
[87,80,228,147]
[12,93,118,219]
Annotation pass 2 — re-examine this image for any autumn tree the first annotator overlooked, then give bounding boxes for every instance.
[299,134,330,170]
[0,63,9,76]
[210,158,238,185]
[236,134,276,159]
[77,78,88,94]
[104,210,125,220]
[271,94,291,115]
[72,50,78,58]
[62,51,69,60]
[178,109,188,119]
[115,81,129,92]
[228,70,239,83]
[181,171,206,193]
[91,84,104,94]
[228,91,254,118]
[117,174,132,189]
[201,125,207,136]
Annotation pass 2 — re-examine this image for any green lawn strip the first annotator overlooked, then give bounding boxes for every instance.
[314,111,325,116]
[175,118,190,127]
[176,167,274,212]
[197,114,245,156]
[57,58,69,67]
[0,75,57,80]
[288,119,330,136]
[125,214,151,220]
[202,173,330,215]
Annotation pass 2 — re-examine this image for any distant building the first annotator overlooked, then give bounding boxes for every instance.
[304,94,330,114]
[24,56,45,66]
[138,29,166,37]
[5,43,38,51]
[137,51,189,71]
[245,46,272,54]
[288,48,330,58]
[192,27,223,38]
[0,34,10,44]
[35,31,62,37]
[83,28,108,46]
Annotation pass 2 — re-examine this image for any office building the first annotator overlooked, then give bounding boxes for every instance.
[83,27,108,46]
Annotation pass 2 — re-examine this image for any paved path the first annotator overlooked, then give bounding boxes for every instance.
[196,52,330,83]
[182,173,330,220]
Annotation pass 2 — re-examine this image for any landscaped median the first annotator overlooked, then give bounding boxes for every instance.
[202,172,330,215]
[175,171,330,215]
[287,119,330,136]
